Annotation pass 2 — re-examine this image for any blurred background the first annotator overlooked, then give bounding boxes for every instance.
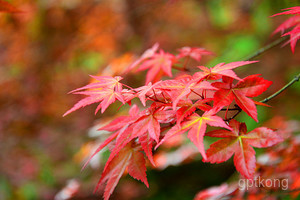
[0,0,299,199]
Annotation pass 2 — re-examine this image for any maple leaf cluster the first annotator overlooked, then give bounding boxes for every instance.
[64,43,283,200]
[272,6,300,53]
[195,122,300,200]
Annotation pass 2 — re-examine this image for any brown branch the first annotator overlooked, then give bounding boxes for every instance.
[225,107,242,122]
[223,36,297,121]
[225,73,300,121]
[220,107,240,111]
[260,73,300,103]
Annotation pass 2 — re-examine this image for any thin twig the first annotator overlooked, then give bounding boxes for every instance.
[183,57,190,70]
[191,89,204,99]
[220,107,240,111]
[225,107,242,122]
[146,95,167,104]
[225,73,300,121]
[260,73,300,103]
[223,36,294,121]
[244,36,288,61]
[122,82,167,104]
[172,65,191,72]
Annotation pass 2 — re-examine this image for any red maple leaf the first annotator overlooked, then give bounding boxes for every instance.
[126,43,159,72]
[193,61,258,81]
[272,15,300,35]
[135,82,155,106]
[213,75,272,122]
[205,119,283,178]
[96,142,148,200]
[84,103,174,171]
[155,77,216,110]
[130,103,175,165]
[81,105,140,170]
[157,108,232,160]
[69,76,123,93]
[282,25,300,53]
[136,50,176,84]
[63,76,125,116]
[272,7,300,52]
[80,106,150,200]
[175,99,212,124]
[194,184,232,200]
[272,6,300,16]
[176,47,213,62]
